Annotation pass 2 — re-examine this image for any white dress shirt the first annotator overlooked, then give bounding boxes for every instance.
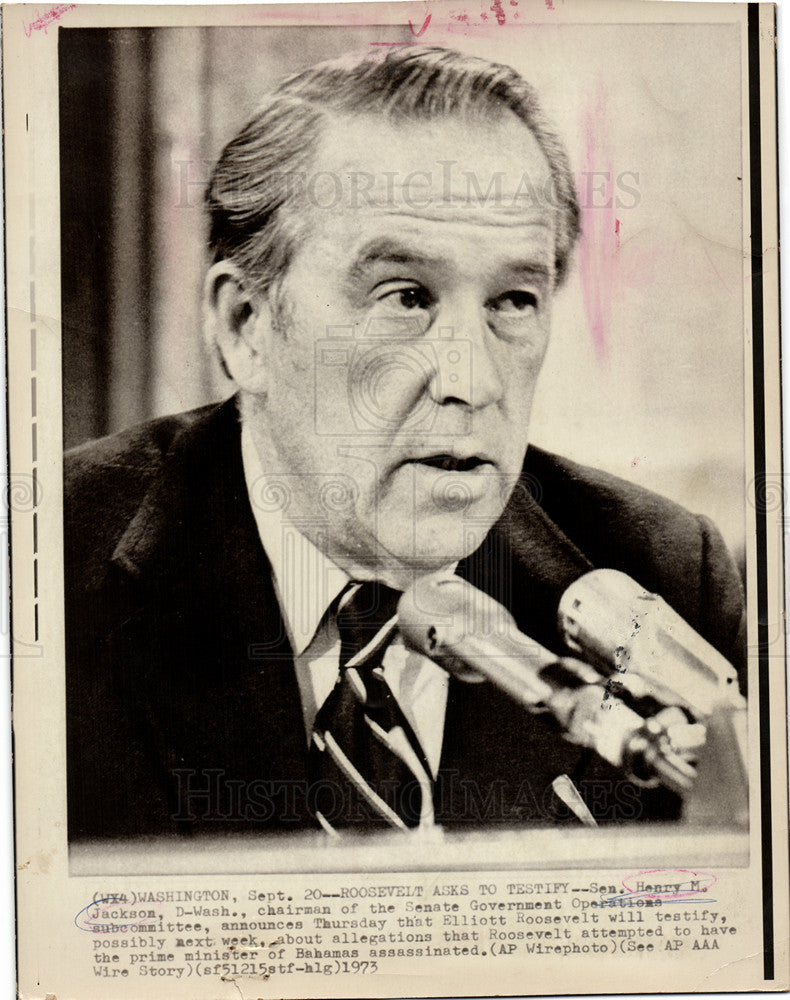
[240,425,449,777]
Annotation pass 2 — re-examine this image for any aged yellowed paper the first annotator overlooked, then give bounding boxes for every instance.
[5,1,787,997]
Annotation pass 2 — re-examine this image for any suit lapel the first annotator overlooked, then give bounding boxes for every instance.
[107,399,310,829]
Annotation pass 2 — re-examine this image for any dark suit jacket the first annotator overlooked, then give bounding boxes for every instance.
[64,396,746,840]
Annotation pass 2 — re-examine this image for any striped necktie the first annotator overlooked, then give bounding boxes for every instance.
[308,581,435,833]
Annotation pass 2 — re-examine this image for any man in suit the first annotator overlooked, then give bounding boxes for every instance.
[65,46,745,841]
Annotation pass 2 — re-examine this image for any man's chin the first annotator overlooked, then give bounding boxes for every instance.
[375,511,500,578]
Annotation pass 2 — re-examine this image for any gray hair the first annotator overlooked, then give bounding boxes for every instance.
[206,45,580,295]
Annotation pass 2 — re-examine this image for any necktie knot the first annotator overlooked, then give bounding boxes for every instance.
[336,582,401,670]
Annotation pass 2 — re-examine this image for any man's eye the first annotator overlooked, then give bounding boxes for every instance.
[381,286,432,311]
[491,290,539,313]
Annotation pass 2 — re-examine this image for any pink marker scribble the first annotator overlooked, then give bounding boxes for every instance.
[577,80,618,363]
[621,869,718,901]
[23,2,75,36]
[409,13,432,37]
[597,869,718,907]
[447,5,516,32]
[490,0,506,24]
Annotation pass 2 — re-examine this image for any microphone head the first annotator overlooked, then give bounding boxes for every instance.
[557,568,739,717]
[397,575,517,681]
[557,569,646,666]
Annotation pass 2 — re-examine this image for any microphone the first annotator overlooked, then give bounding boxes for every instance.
[397,575,697,794]
[556,569,744,720]
[557,569,748,824]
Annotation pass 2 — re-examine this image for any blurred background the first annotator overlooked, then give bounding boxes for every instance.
[59,23,746,568]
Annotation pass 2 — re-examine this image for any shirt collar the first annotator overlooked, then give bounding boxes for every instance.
[240,423,350,656]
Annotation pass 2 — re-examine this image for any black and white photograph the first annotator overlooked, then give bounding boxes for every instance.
[61,19,748,842]
[5,1,787,997]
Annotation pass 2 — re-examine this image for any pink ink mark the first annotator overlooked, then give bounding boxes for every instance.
[23,2,75,36]
[409,13,432,37]
[614,218,621,251]
[545,0,554,8]
[576,80,617,362]
[490,0,506,24]
[75,897,167,934]
[620,869,718,902]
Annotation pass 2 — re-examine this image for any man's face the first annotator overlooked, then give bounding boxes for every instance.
[245,111,556,584]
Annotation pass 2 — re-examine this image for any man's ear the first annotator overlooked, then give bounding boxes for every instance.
[203,261,273,394]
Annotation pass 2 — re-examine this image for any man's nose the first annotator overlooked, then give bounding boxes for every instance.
[427,309,504,411]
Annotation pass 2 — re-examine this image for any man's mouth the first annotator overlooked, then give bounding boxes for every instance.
[410,454,489,473]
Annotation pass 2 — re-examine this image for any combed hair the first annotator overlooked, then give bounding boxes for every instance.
[206,45,580,293]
